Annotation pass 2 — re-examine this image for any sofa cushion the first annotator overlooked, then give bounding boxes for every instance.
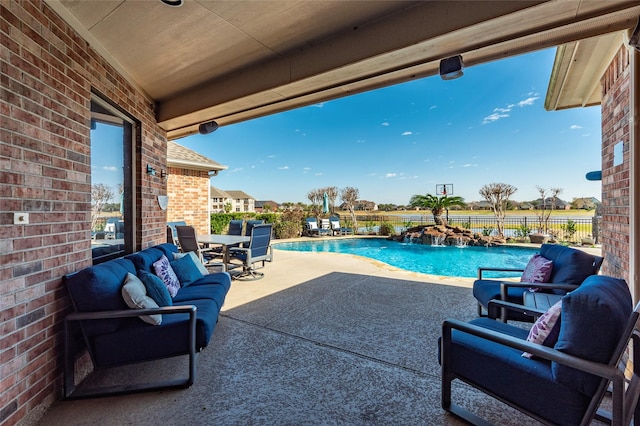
[445,317,590,425]
[539,244,597,285]
[520,254,553,284]
[522,299,562,359]
[552,275,632,396]
[139,270,173,307]
[92,298,220,368]
[121,273,162,325]
[65,258,136,336]
[153,255,180,297]
[170,254,204,287]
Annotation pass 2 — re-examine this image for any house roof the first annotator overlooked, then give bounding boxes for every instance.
[210,186,231,198]
[226,190,255,200]
[46,1,640,140]
[167,141,227,173]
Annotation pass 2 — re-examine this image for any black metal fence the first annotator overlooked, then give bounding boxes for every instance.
[354,214,599,243]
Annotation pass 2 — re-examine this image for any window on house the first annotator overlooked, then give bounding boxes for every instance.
[90,93,137,263]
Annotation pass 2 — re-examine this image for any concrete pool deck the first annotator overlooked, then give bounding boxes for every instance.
[37,239,604,425]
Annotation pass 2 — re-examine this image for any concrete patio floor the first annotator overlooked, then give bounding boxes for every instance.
[37,241,605,425]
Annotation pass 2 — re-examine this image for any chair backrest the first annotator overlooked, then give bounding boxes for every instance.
[167,226,177,245]
[228,219,243,236]
[167,221,187,244]
[247,224,272,258]
[539,244,603,285]
[245,219,264,237]
[329,216,340,230]
[175,225,201,257]
[306,217,318,230]
[320,219,330,230]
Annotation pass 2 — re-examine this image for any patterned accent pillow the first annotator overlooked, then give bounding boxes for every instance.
[521,254,553,285]
[121,273,162,325]
[152,255,180,298]
[522,300,562,359]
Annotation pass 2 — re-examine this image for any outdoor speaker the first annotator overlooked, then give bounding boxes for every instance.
[198,120,219,135]
[439,55,464,80]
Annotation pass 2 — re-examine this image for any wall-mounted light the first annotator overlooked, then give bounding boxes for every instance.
[629,17,640,51]
[161,169,168,179]
[198,120,219,135]
[146,165,156,176]
[439,55,464,80]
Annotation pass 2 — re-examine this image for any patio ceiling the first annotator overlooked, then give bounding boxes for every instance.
[47,0,640,140]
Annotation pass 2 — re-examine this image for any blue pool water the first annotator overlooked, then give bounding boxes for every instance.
[274,238,538,278]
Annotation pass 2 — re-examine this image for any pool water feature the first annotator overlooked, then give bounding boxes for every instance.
[274,238,538,278]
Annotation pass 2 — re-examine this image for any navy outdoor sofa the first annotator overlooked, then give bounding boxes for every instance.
[63,243,231,399]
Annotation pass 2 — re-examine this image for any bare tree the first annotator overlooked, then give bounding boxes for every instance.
[91,183,114,231]
[535,186,563,234]
[340,186,359,233]
[479,183,517,238]
[306,189,323,216]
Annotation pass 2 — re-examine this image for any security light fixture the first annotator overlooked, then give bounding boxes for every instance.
[198,120,219,135]
[160,0,183,7]
[629,16,640,51]
[146,165,157,176]
[439,55,464,80]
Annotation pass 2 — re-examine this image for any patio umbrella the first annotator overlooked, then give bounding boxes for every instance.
[322,192,329,214]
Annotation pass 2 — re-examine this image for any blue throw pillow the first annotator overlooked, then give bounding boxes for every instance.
[552,275,632,396]
[139,271,172,307]
[170,254,204,287]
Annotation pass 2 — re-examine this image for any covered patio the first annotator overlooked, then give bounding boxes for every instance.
[38,248,557,425]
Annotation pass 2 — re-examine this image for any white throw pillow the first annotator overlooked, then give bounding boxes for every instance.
[121,273,162,325]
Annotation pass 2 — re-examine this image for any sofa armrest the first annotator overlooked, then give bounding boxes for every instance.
[499,281,579,301]
[65,304,197,321]
[487,299,546,321]
[478,267,524,279]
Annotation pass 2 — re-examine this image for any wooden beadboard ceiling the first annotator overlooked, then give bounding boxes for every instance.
[46,0,640,139]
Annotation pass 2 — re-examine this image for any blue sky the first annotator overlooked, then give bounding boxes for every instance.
[177,47,602,206]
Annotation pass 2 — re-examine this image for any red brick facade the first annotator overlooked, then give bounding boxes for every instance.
[166,166,211,235]
[600,46,631,281]
[1,2,168,424]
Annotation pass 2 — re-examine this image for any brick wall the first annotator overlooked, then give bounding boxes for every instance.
[1,2,168,424]
[166,167,211,235]
[600,46,631,281]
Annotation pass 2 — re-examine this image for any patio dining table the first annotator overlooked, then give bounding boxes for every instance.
[197,234,251,268]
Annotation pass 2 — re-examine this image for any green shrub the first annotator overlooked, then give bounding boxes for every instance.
[514,222,531,238]
[273,210,304,239]
[379,222,395,236]
[482,226,493,236]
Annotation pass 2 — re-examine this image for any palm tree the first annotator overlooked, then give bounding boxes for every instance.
[409,194,465,226]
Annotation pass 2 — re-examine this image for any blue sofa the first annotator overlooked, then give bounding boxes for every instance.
[64,243,231,399]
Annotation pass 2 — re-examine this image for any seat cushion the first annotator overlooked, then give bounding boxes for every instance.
[552,275,632,396]
[173,284,229,311]
[91,298,221,368]
[472,279,531,321]
[539,244,597,285]
[445,317,591,425]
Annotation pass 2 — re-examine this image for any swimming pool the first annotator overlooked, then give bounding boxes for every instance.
[274,238,538,278]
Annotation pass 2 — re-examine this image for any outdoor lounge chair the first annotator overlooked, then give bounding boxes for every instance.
[441,275,640,426]
[228,219,243,236]
[329,215,352,235]
[228,223,273,280]
[473,243,603,322]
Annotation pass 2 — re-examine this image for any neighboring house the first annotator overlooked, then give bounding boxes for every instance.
[467,201,493,210]
[167,141,227,234]
[210,187,256,213]
[226,190,256,212]
[256,200,279,212]
[533,198,570,210]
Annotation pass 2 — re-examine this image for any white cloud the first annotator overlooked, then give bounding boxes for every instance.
[570,124,583,129]
[267,154,276,158]
[517,96,539,107]
[315,172,323,176]
[381,122,390,126]
[231,167,243,173]
[429,105,437,110]
[311,102,325,108]
[462,164,473,167]
[482,111,510,124]
[385,173,396,178]
[401,131,412,136]
[278,166,289,170]
[103,166,118,172]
